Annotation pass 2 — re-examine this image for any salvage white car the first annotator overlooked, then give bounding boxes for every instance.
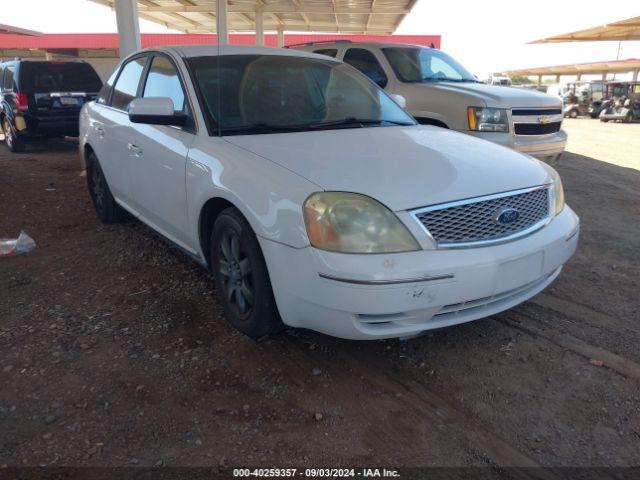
[79,46,579,340]
[292,41,566,162]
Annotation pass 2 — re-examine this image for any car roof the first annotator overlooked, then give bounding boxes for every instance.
[291,41,431,50]
[137,44,341,61]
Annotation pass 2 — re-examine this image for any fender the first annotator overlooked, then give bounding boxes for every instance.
[186,136,321,259]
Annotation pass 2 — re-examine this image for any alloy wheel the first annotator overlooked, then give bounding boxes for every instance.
[3,119,14,150]
[90,165,106,212]
[218,230,254,319]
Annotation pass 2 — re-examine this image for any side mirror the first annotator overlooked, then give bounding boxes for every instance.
[128,97,186,126]
[390,94,407,109]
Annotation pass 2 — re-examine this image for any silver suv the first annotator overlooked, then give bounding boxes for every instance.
[292,41,566,162]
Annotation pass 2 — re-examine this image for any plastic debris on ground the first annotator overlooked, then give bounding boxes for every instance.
[0,231,37,257]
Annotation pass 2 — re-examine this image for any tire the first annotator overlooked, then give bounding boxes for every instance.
[210,207,284,339]
[569,109,578,119]
[86,152,128,224]
[2,117,26,152]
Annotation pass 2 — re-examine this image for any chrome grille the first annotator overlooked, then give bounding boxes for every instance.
[412,187,551,247]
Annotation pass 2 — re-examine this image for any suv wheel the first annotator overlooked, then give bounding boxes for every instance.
[210,207,284,339]
[86,152,127,223]
[2,117,26,152]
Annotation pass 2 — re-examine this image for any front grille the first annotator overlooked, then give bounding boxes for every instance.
[412,187,550,247]
[512,108,562,116]
[514,122,562,135]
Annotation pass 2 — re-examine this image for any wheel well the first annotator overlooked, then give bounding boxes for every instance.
[414,117,449,129]
[83,143,95,169]
[199,197,235,269]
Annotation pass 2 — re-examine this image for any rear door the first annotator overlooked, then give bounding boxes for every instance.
[342,48,389,89]
[91,55,148,210]
[127,53,197,250]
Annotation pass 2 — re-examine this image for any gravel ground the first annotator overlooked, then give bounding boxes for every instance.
[0,121,639,468]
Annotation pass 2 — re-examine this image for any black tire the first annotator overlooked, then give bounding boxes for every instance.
[2,117,26,152]
[86,152,128,224]
[210,207,284,339]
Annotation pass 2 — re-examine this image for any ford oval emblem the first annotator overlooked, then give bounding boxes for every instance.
[495,207,520,225]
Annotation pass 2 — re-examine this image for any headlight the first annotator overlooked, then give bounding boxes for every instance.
[467,107,509,132]
[303,192,420,253]
[549,168,565,216]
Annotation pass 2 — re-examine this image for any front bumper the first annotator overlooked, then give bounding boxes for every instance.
[260,206,579,340]
[465,129,567,162]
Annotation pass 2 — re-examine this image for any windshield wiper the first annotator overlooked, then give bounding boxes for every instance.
[422,77,478,83]
[307,117,413,130]
[218,123,305,135]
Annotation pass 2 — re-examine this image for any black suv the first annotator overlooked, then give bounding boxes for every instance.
[0,60,103,152]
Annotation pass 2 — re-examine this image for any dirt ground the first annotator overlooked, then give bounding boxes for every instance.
[1,119,639,468]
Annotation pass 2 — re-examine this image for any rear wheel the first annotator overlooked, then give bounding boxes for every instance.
[2,117,26,152]
[210,207,283,339]
[568,109,578,119]
[86,152,127,223]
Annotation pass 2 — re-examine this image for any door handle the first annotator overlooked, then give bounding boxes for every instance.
[127,143,143,156]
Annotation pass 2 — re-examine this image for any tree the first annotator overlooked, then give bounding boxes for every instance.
[510,75,533,85]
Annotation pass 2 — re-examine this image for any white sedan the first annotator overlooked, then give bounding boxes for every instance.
[79,45,579,340]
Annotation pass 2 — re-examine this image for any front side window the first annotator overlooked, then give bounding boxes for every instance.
[3,67,15,91]
[143,55,186,112]
[111,56,147,110]
[383,47,477,83]
[187,55,414,136]
[343,48,388,88]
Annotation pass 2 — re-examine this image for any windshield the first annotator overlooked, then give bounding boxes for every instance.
[382,47,477,83]
[20,62,103,93]
[186,54,415,135]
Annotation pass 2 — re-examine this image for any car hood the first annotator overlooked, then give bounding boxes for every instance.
[411,81,561,109]
[224,125,551,211]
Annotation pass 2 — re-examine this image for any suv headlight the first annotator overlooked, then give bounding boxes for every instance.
[467,107,509,132]
[549,168,565,216]
[303,192,420,253]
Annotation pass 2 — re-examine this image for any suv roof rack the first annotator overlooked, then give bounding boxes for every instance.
[285,39,352,48]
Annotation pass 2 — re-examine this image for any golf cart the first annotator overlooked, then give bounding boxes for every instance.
[599,82,640,122]
[563,81,605,118]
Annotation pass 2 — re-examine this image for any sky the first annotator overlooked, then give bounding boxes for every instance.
[3,0,640,80]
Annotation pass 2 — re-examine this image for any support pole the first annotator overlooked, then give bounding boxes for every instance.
[601,72,607,81]
[537,75,542,85]
[114,0,141,59]
[555,74,560,84]
[255,7,264,46]
[217,0,229,45]
[576,73,582,81]
[277,27,284,48]
[633,69,639,82]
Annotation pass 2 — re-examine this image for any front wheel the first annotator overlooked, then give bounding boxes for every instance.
[568,109,578,119]
[210,207,283,339]
[2,117,26,152]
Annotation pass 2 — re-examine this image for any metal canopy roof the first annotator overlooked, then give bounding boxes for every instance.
[0,24,41,36]
[89,0,419,34]
[505,58,640,77]
[529,16,640,43]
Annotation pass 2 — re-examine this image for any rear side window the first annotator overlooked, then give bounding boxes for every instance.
[343,48,387,88]
[96,69,118,105]
[19,62,103,93]
[142,56,186,112]
[111,57,147,110]
[3,67,15,91]
[313,49,338,58]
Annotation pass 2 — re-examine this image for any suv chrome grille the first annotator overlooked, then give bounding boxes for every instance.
[411,186,551,248]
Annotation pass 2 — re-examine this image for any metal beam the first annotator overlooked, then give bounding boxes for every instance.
[255,6,264,46]
[114,0,141,59]
[138,4,408,14]
[277,27,284,48]
[216,0,228,44]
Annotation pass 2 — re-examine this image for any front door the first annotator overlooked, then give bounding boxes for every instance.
[128,53,196,251]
